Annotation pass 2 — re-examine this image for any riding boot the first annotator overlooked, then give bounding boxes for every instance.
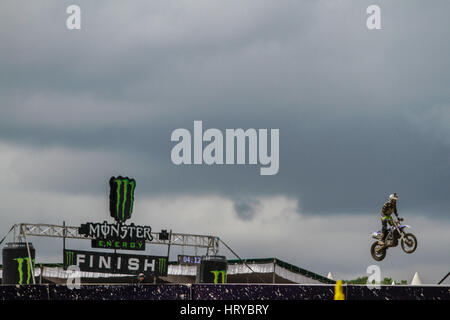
[378,231,387,245]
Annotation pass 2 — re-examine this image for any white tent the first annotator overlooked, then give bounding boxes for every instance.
[327,272,334,280]
[411,272,422,285]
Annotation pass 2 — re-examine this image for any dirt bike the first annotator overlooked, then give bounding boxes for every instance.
[370,217,417,261]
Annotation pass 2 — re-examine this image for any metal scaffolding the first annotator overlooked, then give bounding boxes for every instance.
[12,223,220,255]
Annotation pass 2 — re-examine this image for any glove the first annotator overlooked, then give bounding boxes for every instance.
[398,218,404,222]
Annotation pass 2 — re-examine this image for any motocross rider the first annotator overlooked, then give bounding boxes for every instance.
[379,193,400,246]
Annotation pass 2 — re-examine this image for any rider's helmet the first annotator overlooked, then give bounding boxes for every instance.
[389,193,398,202]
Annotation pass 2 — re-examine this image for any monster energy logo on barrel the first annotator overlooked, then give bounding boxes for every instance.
[210,270,227,284]
[109,176,136,223]
[13,257,36,285]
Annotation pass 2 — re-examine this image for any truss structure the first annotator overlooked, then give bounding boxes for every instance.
[12,223,220,255]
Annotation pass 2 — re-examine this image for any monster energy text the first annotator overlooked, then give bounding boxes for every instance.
[79,221,153,242]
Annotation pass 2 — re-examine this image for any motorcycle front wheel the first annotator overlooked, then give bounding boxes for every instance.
[371,241,386,261]
[401,233,417,254]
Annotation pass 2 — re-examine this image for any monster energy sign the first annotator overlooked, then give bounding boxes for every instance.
[78,176,153,251]
[79,221,152,250]
[64,249,168,276]
[109,176,136,223]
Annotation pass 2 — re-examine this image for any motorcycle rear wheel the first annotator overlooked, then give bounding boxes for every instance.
[371,241,386,261]
[401,233,417,254]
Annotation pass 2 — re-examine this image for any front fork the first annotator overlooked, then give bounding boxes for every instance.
[396,225,413,246]
[394,225,403,240]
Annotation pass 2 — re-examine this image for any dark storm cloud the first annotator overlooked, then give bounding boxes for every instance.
[0,0,449,217]
[233,198,261,221]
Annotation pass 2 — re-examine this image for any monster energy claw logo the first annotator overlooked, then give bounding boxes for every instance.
[109,176,136,223]
[14,257,35,285]
[158,257,167,275]
[66,250,75,266]
[210,270,227,284]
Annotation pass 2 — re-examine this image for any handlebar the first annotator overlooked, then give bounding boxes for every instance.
[392,218,404,225]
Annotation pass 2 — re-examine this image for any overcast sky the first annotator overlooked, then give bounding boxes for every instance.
[0,0,449,284]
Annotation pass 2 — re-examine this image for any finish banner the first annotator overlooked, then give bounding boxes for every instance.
[63,249,168,276]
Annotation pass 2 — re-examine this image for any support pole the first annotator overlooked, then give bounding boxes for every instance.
[438,272,450,285]
[0,225,14,246]
[63,221,66,252]
[166,229,173,260]
[218,238,265,283]
[272,258,276,284]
